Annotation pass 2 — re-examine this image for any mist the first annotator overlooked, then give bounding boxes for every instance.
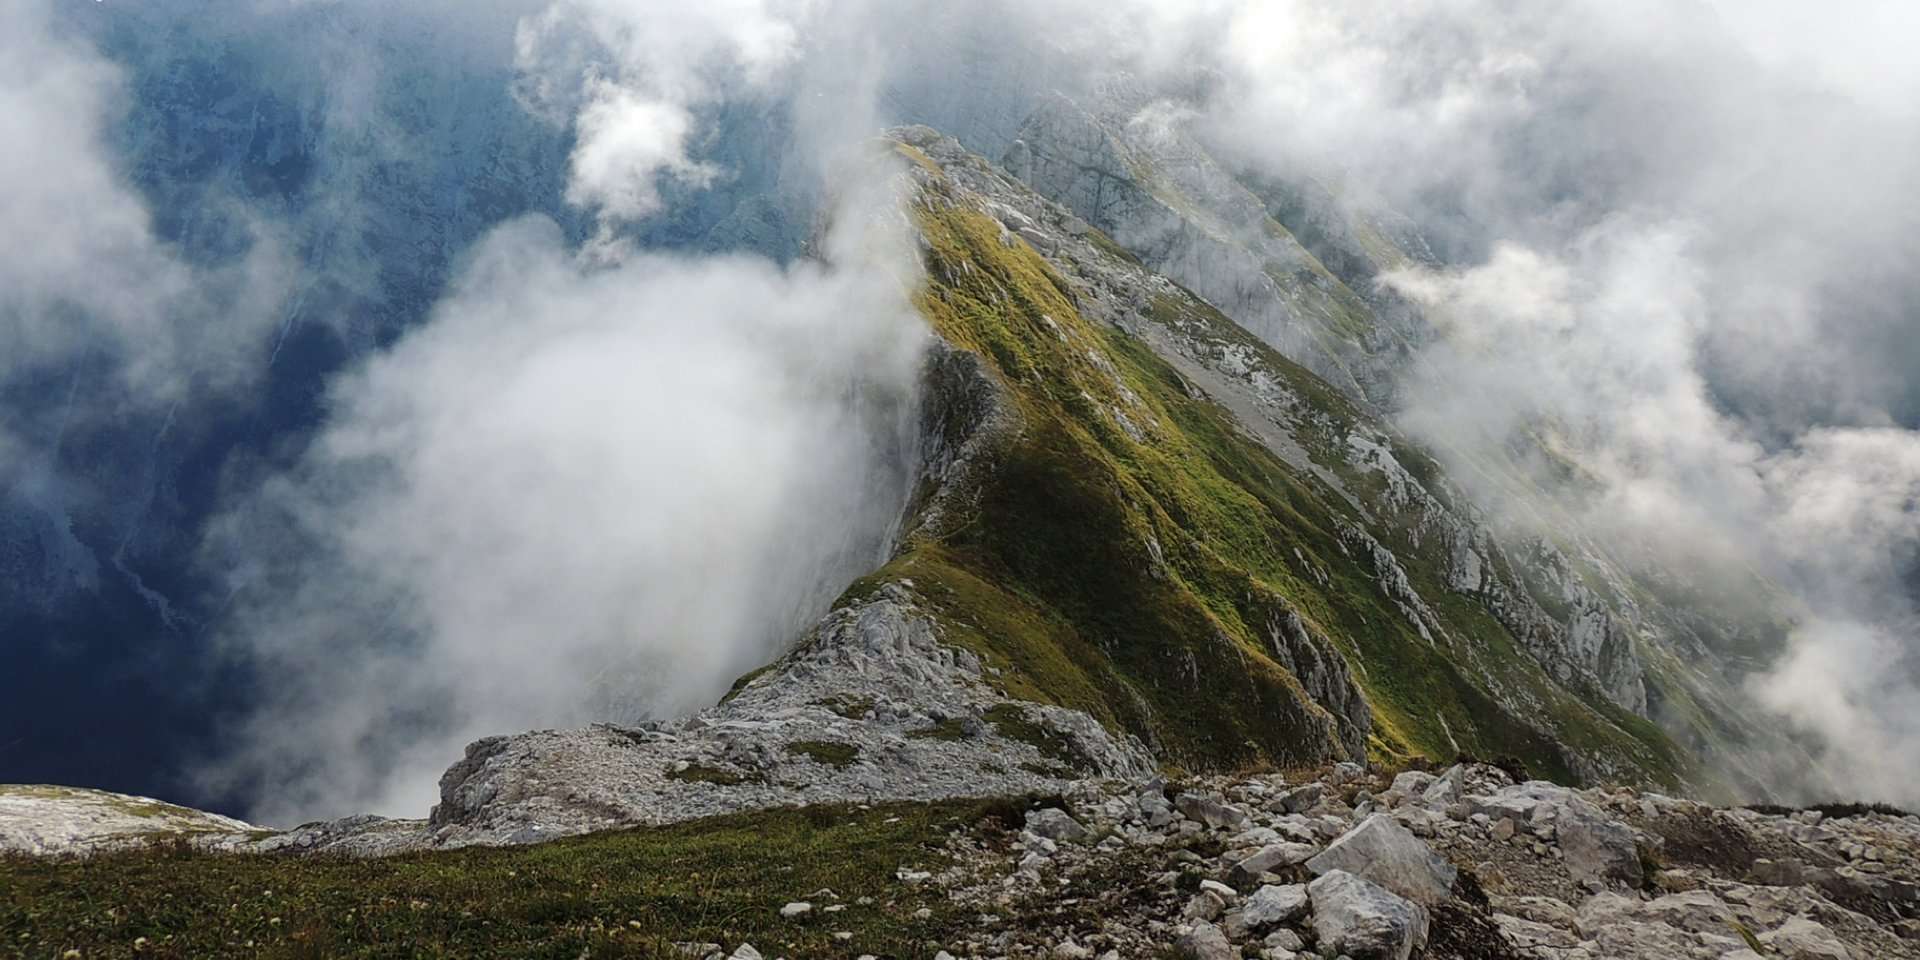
[202,202,925,822]
[1183,0,1920,802]
[9,0,1917,818]
[0,0,291,624]
[176,0,944,822]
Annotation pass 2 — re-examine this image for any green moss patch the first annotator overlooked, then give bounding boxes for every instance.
[982,705,1091,772]
[908,717,972,742]
[814,695,876,720]
[0,799,1019,959]
[664,765,758,787]
[887,154,1689,788]
[785,741,860,769]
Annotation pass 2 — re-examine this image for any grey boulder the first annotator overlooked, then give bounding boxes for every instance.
[1309,869,1430,960]
[1176,793,1254,831]
[1026,807,1091,843]
[1174,921,1236,960]
[1240,883,1310,930]
[1306,813,1458,905]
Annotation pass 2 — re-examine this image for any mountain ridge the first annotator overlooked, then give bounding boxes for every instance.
[6,116,1915,960]
[6,123,1771,854]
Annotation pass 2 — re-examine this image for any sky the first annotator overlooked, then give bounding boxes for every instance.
[2,0,1917,820]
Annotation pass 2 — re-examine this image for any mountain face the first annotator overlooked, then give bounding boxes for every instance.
[0,123,1804,855]
[2,4,1829,825]
[390,124,1705,848]
[7,92,1918,960]
[1004,86,1432,407]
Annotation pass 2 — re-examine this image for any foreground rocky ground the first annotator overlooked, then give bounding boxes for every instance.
[6,761,1916,958]
[905,761,1920,960]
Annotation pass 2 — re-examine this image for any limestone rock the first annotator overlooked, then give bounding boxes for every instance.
[1026,808,1091,843]
[1557,798,1644,889]
[1239,884,1310,930]
[1762,916,1852,960]
[1387,771,1437,799]
[1176,793,1253,831]
[1174,921,1235,960]
[1235,842,1319,879]
[1308,869,1430,960]
[1277,783,1326,815]
[1183,891,1226,922]
[0,785,262,856]
[1306,813,1457,905]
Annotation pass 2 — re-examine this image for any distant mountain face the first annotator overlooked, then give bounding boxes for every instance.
[0,3,824,806]
[0,2,1869,821]
[2,5,553,805]
[0,126,1813,853]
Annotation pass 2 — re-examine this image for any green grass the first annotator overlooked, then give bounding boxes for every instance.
[718,663,776,705]
[907,717,972,742]
[0,799,1020,959]
[786,741,860,769]
[814,695,876,720]
[886,147,1690,788]
[982,705,1091,772]
[1082,225,1141,266]
[664,765,757,787]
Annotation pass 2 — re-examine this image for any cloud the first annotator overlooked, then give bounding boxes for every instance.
[0,0,287,408]
[1372,198,1920,803]
[170,0,949,823]
[513,0,808,228]
[1056,0,1920,801]
[14,0,1899,816]
[200,166,926,823]
[0,0,290,615]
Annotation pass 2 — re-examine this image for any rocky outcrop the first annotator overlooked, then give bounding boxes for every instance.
[1006,87,1424,404]
[920,761,1920,960]
[1466,780,1646,889]
[0,785,264,855]
[1307,813,1459,906]
[1262,607,1373,759]
[1309,869,1431,960]
[418,588,1154,847]
[902,340,1021,542]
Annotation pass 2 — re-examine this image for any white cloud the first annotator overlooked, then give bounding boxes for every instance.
[47,0,1897,815]
[202,170,926,822]
[514,0,808,226]
[0,0,287,405]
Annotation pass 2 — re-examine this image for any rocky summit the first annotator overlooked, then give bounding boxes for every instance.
[0,104,1909,958]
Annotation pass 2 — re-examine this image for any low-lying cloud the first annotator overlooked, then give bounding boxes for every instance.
[185,0,939,824]
[1,0,288,612]
[1187,0,1920,802]
[13,0,1917,817]
[203,183,926,822]
[0,1,286,404]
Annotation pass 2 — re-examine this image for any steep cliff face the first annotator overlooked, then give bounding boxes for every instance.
[884,127,1685,790]
[994,93,1812,800]
[1005,88,1431,405]
[0,122,1795,855]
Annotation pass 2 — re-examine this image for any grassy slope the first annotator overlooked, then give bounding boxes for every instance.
[1,800,1011,960]
[874,148,1687,786]
[0,150,1706,959]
